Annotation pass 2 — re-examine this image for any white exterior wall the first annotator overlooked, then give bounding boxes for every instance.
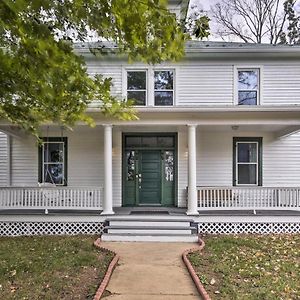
[195,130,300,187]
[5,127,300,207]
[84,60,300,106]
[0,132,7,186]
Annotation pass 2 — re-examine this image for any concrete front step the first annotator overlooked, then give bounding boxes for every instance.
[106,227,193,235]
[101,233,199,242]
[108,220,192,227]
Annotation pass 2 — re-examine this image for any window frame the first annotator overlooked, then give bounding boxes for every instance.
[123,67,176,107]
[38,137,68,186]
[154,69,175,106]
[234,66,262,106]
[126,69,148,106]
[233,137,262,186]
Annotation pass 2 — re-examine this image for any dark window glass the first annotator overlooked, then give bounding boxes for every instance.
[238,91,257,105]
[238,70,258,90]
[238,143,257,163]
[126,137,141,147]
[154,71,173,89]
[43,163,63,185]
[164,151,174,181]
[154,70,174,106]
[43,143,63,163]
[238,69,259,106]
[157,137,174,147]
[238,164,257,185]
[126,151,135,181]
[142,137,157,147]
[127,91,146,105]
[155,91,173,106]
[127,71,146,89]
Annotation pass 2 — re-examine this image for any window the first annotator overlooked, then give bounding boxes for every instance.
[154,70,174,106]
[233,137,262,186]
[237,69,259,105]
[125,68,175,106]
[127,71,147,106]
[39,137,68,185]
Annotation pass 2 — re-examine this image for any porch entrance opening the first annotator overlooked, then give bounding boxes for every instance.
[123,134,176,207]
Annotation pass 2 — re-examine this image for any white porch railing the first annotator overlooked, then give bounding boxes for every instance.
[0,187,103,213]
[197,186,300,211]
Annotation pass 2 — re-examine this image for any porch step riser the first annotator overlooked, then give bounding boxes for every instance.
[109,221,191,227]
[101,234,199,242]
[107,229,192,234]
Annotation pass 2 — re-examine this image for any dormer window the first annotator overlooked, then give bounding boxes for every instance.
[237,69,259,105]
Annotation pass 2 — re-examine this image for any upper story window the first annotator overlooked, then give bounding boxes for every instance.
[154,70,174,106]
[127,71,147,106]
[237,69,259,105]
[126,69,175,106]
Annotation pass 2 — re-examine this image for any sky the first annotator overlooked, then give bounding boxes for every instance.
[188,0,300,42]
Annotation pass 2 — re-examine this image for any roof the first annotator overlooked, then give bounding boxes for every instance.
[74,40,300,57]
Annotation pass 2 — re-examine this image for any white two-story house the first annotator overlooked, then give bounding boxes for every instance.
[0,2,300,240]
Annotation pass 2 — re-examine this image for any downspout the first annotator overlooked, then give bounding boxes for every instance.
[6,135,12,186]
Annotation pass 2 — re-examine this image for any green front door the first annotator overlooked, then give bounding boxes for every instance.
[123,134,176,206]
[139,151,161,205]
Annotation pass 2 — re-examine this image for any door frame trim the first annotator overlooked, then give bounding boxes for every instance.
[122,132,178,207]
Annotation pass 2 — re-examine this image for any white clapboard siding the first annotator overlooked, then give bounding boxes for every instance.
[263,63,300,105]
[196,131,300,187]
[176,64,234,105]
[84,59,300,107]
[11,136,38,186]
[86,63,122,98]
[0,132,7,186]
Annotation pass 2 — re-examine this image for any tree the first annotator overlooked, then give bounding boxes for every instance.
[211,0,289,44]
[0,0,208,138]
[280,0,300,44]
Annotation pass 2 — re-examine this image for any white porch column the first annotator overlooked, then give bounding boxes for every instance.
[186,124,199,215]
[101,125,114,215]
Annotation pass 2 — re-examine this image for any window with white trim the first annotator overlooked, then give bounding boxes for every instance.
[126,69,175,106]
[39,138,67,185]
[127,71,147,106]
[154,70,174,106]
[233,137,262,186]
[237,69,259,105]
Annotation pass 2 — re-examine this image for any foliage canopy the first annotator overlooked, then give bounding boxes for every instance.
[0,0,209,137]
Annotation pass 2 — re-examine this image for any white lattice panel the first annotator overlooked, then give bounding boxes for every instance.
[198,222,300,234]
[0,222,105,236]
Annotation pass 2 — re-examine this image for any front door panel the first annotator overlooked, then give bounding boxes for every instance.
[123,134,176,207]
[139,151,161,204]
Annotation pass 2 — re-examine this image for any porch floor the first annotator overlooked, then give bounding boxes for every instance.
[0,207,299,216]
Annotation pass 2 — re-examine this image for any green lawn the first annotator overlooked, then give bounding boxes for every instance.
[0,235,114,300]
[188,235,300,300]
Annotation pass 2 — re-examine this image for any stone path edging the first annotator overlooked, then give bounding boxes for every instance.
[182,237,212,300]
[93,238,119,300]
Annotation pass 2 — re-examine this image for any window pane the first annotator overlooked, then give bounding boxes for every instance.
[44,163,63,185]
[157,137,174,147]
[126,151,135,181]
[238,143,257,163]
[154,71,173,89]
[126,137,141,147]
[127,71,146,90]
[238,91,257,105]
[43,143,63,163]
[127,91,146,105]
[238,70,258,90]
[164,151,174,181]
[155,91,173,106]
[142,137,157,147]
[238,164,257,184]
